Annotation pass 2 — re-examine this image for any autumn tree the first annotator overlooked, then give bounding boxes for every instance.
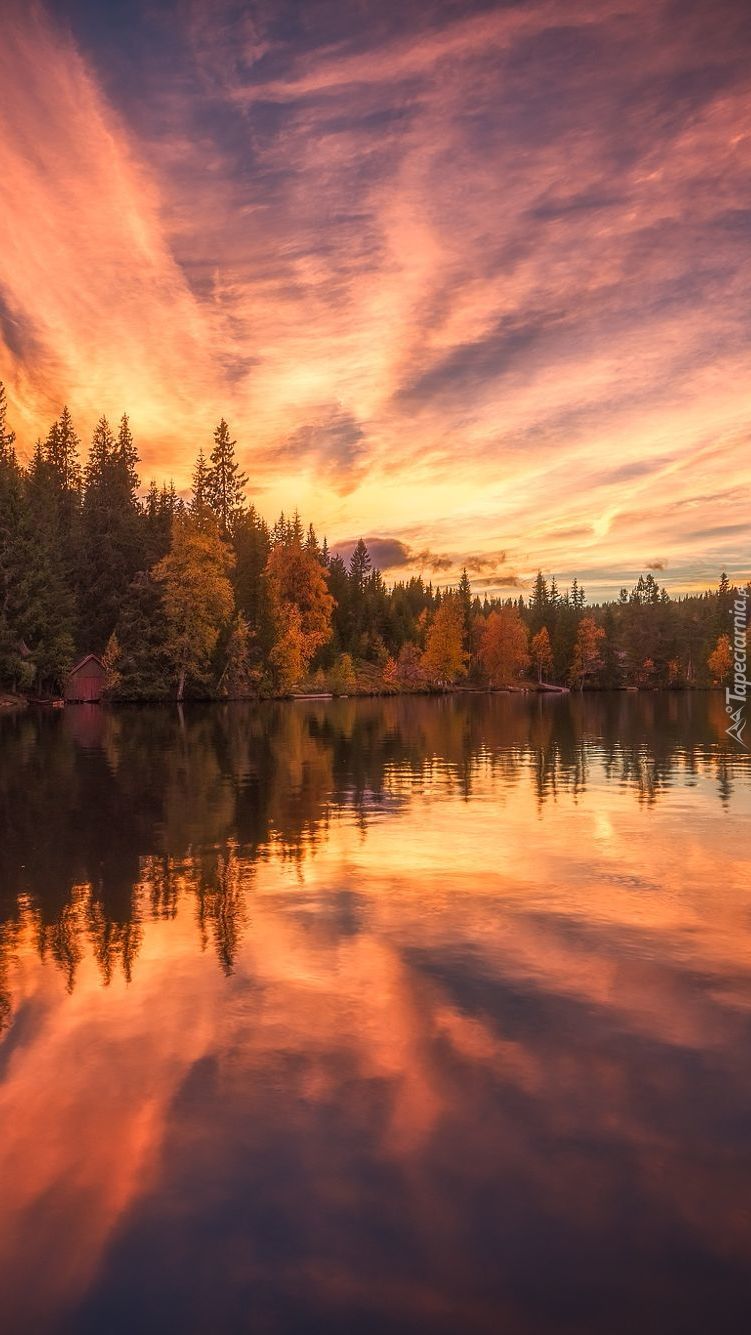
[391,642,421,688]
[569,616,606,689]
[329,652,356,695]
[530,625,554,683]
[422,593,468,684]
[154,515,235,700]
[479,606,530,686]
[707,633,733,685]
[263,535,334,690]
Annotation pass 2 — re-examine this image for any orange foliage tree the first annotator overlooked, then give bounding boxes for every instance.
[569,616,606,689]
[395,642,425,687]
[478,606,530,686]
[421,594,468,684]
[264,537,334,691]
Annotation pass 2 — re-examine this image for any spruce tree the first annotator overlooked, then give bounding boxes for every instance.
[0,381,15,463]
[78,416,144,652]
[24,444,76,687]
[115,413,140,496]
[206,419,247,536]
[458,567,472,653]
[233,505,271,631]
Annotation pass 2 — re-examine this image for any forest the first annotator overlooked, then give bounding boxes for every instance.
[0,383,745,700]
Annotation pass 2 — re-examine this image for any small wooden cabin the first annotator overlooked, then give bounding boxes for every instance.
[64,655,106,703]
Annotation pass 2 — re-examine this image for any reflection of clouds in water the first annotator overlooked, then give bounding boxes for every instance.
[0,698,749,1329]
[0,695,749,1008]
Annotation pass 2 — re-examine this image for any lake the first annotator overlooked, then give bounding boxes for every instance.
[1,693,750,1334]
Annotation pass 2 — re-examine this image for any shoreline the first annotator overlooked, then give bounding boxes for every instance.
[7,683,723,709]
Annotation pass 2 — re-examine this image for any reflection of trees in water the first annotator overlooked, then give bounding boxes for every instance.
[0,693,746,1020]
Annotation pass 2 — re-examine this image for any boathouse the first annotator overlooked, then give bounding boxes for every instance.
[64,655,106,703]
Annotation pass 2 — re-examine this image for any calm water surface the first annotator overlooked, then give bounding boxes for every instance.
[1,693,750,1334]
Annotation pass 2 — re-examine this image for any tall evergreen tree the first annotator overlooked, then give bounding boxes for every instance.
[46,406,82,493]
[206,419,247,536]
[458,567,473,654]
[115,413,140,496]
[0,382,15,463]
[78,416,144,652]
[24,443,76,686]
[233,505,271,632]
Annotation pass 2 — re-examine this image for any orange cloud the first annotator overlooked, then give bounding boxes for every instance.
[0,0,749,595]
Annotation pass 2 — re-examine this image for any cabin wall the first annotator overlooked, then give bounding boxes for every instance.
[65,669,106,703]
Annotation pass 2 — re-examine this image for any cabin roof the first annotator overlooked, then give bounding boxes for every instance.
[67,654,105,676]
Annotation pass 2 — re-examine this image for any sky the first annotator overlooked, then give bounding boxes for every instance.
[0,0,749,598]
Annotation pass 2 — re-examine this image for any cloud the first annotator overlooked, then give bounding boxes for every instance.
[645,559,667,571]
[267,404,369,493]
[0,0,749,593]
[330,536,412,570]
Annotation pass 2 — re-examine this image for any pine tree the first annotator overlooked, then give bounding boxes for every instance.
[458,568,472,653]
[111,571,172,699]
[206,419,247,536]
[529,571,549,632]
[233,505,271,631]
[47,405,82,493]
[0,382,15,464]
[115,413,140,496]
[78,416,144,652]
[349,538,371,594]
[348,538,372,651]
[24,442,76,687]
[0,405,29,686]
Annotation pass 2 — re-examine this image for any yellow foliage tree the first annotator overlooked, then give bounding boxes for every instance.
[530,625,553,684]
[268,604,308,692]
[153,516,235,700]
[421,594,468,685]
[707,633,733,685]
[479,606,530,686]
[101,632,122,696]
[329,652,356,695]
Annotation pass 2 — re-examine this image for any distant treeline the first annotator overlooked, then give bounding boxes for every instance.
[0,384,745,698]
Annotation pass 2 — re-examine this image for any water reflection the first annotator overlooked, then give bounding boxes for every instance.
[0,695,749,1333]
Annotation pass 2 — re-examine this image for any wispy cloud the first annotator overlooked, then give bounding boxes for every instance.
[0,0,749,594]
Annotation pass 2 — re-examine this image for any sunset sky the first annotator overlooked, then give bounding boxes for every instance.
[1,0,749,597]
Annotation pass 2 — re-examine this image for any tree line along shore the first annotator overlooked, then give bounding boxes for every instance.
[0,383,745,704]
